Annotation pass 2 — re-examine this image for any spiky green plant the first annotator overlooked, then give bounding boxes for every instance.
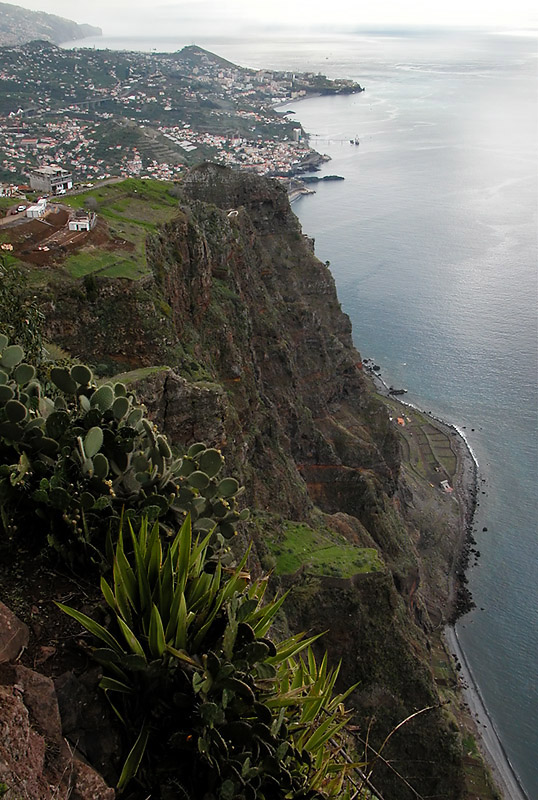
[59,515,360,798]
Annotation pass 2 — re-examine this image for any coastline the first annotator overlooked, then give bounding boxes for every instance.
[368,365,478,617]
[366,364,528,800]
[445,625,530,800]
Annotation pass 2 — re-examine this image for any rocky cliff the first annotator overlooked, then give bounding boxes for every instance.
[29,164,475,798]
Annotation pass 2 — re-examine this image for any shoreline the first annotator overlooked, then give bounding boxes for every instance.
[366,364,528,800]
[368,365,478,617]
[445,625,530,800]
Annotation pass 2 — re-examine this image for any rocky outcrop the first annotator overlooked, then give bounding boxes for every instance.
[0,601,29,663]
[0,606,114,800]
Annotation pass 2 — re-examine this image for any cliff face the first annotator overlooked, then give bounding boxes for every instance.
[0,3,101,47]
[41,164,466,798]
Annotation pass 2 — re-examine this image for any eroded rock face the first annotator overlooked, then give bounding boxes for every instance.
[0,617,115,800]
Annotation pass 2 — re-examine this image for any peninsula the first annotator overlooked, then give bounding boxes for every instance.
[0,41,362,186]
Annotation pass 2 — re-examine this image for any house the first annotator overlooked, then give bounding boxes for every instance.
[26,198,47,218]
[0,184,17,197]
[68,209,96,232]
[28,165,73,195]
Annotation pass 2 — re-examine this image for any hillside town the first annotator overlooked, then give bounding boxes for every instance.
[0,41,362,188]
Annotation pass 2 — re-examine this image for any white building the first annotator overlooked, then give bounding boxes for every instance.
[68,210,97,232]
[28,165,73,195]
[26,198,48,218]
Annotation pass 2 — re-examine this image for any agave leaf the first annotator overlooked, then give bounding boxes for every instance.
[251,592,289,638]
[188,528,213,573]
[264,687,310,709]
[191,591,225,652]
[113,558,134,627]
[148,604,166,658]
[99,676,133,694]
[291,661,305,692]
[56,603,123,653]
[165,644,200,667]
[100,576,117,612]
[165,581,183,642]
[160,548,174,628]
[268,633,323,666]
[176,514,192,596]
[146,521,162,587]
[117,724,150,791]
[129,522,152,619]
[185,574,209,614]
[307,647,316,677]
[172,591,188,650]
[303,716,348,753]
[117,617,145,657]
[219,549,250,604]
[151,567,163,612]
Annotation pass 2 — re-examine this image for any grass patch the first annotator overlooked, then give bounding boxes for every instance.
[110,365,170,385]
[64,249,146,280]
[53,178,180,280]
[267,521,383,578]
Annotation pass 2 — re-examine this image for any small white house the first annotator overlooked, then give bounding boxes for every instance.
[26,198,48,218]
[0,183,17,197]
[68,210,97,232]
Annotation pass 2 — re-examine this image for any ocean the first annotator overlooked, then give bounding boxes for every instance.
[66,29,538,796]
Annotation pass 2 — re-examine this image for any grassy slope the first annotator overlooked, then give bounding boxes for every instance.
[266,519,382,577]
[54,178,179,280]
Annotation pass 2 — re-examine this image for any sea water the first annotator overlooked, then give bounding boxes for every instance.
[65,29,538,795]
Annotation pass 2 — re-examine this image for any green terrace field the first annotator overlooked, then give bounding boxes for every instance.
[266,520,383,578]
[379,396,458,486]
[55,178,180,280]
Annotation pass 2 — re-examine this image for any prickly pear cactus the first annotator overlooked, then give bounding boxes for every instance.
[0,336,247,568]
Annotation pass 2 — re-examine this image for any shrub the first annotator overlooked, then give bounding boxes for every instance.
[0,337,246,568]
[0,255,44,364]
[60,515,359,799]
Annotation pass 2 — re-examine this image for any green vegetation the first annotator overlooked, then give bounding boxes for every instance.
[60,515,360,798]
[0,255,43,363]
[0,197,15,216]
[109,366,171,385]
[0,338,246,568]
[380,397,458,483]
[267,520,383,577]
[0,338,377,798]
[64,249,143,279]
[57,179,181,280]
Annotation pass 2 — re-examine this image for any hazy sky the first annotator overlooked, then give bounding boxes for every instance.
[10,0,538,35]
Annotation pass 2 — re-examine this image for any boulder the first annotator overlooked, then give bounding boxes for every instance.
[0,664,115,799]
[0,601,29,663]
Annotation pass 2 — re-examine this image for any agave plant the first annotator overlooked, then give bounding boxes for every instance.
[59,515,360,798]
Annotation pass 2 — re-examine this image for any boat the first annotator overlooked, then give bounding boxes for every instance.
[389,387,408,396]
